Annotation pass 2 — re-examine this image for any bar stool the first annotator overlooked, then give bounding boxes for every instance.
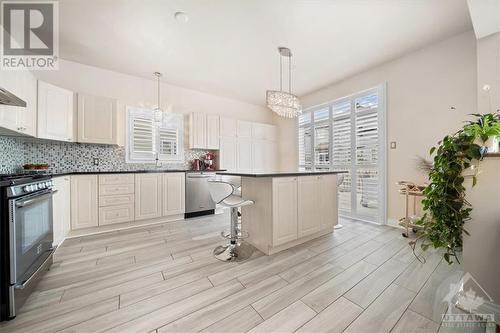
[208,180,254,262]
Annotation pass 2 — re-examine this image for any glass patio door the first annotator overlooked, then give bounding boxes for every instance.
[298,84,386,224]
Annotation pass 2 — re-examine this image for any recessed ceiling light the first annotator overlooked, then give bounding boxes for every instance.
[174,11,189,23]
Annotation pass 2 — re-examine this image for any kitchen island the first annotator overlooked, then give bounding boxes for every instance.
[216,171,346,255]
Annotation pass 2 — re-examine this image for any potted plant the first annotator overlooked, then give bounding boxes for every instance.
[414,112,500,264]
[463,112,500,153]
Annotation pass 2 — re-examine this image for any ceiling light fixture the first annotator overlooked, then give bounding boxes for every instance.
[153,72,163,125]
[266,47,302,118]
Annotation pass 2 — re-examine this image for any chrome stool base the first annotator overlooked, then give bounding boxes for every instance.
[213,242,254,262]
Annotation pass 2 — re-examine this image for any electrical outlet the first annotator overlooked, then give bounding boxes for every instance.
[93,158,99,166]
[390,141,397,149]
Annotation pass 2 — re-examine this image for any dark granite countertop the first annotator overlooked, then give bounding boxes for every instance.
[216,170,348,177]
[50,170,225,177]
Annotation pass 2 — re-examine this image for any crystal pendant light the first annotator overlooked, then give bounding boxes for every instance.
[153,72,163,125]
[266,47,302,118]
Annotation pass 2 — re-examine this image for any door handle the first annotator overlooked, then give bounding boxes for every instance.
[16,190,58,208]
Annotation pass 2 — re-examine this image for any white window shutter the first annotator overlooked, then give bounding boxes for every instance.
[128,108,155,161]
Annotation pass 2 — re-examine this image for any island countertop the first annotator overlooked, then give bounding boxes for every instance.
[216,170,347,177]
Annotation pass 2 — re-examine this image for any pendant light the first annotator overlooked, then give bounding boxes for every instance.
[153,72,163,125]
[266,47,302,118]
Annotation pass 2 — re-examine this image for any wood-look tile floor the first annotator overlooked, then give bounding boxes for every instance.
[0,212,482,333]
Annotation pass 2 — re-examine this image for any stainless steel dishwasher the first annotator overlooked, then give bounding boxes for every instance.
[185,171,216,218]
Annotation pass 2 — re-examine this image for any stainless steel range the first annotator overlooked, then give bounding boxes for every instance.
[0,174,55,320]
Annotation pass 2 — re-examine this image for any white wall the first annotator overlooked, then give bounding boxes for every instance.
[477,32,500,113]
[274,31,477,224]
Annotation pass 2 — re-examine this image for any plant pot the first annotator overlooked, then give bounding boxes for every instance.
[474,136,499,153]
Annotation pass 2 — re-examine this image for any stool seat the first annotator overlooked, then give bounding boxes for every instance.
[218,195,254,208]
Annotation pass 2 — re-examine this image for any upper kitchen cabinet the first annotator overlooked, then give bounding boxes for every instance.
[37,80,75,142]
[189,113,220,149]
[220,117,237,137]
[77,93,118,145]
[0,70,37,136]
[206,114,220,149]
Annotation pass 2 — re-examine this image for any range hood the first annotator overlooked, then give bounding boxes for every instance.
[0,86,26,107]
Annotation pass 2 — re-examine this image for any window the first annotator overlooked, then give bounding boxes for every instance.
[297,85,386,224]
[127,107,184,163]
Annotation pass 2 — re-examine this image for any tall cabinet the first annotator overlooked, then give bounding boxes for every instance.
[219,117,278,173]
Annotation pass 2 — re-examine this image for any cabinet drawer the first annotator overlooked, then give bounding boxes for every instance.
[99,205,134,225]
[99,194,134,207]
[99,183,134,196]
[99,174,134,185]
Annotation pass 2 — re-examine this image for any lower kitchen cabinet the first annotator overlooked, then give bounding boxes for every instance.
[70,175,99,230]
[162,173,185,216]
[320,175,338,229]
[99,204,135,225]
[298,176,322,237]
[272,177,298,246]
[53,176,71,245]
[135,173,163,220]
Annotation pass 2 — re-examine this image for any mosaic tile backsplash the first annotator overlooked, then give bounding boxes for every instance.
[0,136,211,174]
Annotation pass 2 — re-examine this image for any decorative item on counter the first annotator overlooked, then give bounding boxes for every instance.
[203,152,215,170]
[191,159,203,171]
[23,163,49,171]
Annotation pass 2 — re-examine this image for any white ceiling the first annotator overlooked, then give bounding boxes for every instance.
[59,0,472,105]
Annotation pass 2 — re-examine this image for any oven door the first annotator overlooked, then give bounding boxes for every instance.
[9,190,55,286]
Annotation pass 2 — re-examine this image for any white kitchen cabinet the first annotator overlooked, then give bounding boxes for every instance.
[251,139,267,173]
[77,93,118,144]
[320,175,338,229]
[162,173,185,216]
[206,114,220,149]
[237,120,252,138]
[99,205,135,226]
[37,80,75,142]
[0,70,37,136]
[189,113,207,149]
[220,117,237,137]
[53,176,71,245]
[135,174,163,220]
[237,137,253,173]
[220,136,238,171]
[298,176,322,237]
[252,123,276,141]
[272,177,298,246]
[70,175,98,230]
[189,113,220,149]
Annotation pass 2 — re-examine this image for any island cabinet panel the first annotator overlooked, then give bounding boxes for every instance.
[70,175,99,230]
[162,173,185,216]
[135,174,162,220]
[298,176,322,237]
[272,177,298,246]
[320,175,338,229]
